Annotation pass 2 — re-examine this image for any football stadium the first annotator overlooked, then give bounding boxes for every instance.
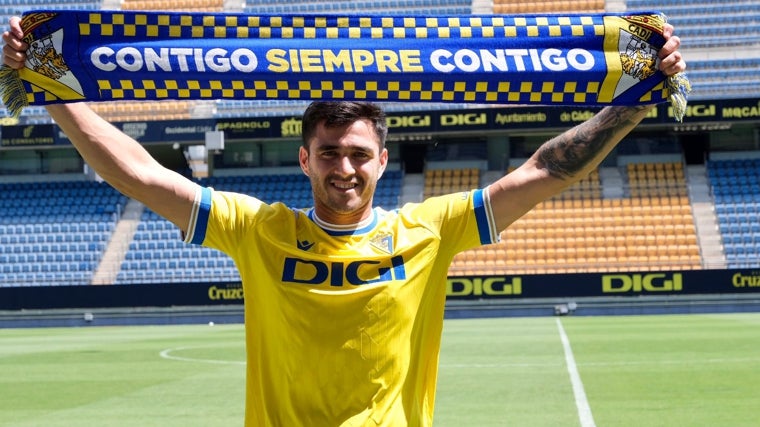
[1,0,760,426]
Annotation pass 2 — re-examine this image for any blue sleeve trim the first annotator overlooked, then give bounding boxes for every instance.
[473,188,498,245]
[188,187,212,245]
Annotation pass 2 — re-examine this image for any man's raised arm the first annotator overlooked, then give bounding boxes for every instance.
[3,17,198,232]
[486,24,686,232]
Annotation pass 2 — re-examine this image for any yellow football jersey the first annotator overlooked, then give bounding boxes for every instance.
[184,186,498,426]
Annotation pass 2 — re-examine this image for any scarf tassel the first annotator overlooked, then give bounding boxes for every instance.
[0,65,28,118]
[667,73,692,122]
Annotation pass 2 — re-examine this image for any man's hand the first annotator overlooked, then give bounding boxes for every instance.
[659,23,686,77]
[2,16,28,69]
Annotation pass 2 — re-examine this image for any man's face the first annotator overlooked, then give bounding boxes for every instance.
[299,119,388,225]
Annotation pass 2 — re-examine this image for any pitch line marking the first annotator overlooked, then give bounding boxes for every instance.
[159,346,245,365]
[556,318,596,427]
[440,356,759,369]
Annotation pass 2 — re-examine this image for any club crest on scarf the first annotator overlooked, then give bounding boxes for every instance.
[29,35,67,80]
[14,12,86,102]
[26,30,85,99]
[610,14,664,101]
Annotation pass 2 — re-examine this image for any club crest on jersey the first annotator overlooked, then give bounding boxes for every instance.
[370,233,394,254]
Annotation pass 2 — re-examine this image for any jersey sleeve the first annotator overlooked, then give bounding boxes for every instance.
[405,187,499,259]
[183,186,265,257]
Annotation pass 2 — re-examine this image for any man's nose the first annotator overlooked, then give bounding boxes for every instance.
[335,155,355,175]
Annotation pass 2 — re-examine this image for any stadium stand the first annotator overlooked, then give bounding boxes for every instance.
[661,0,760,100]
[627,161,688,199]
[685,57,760,100]
[423,168,480,198]
[0,180,127,286]
[708,157,760,269]
[88,100,195,123]
[117,210,236,284]
[627,0,760,49]
[0,0,103,27]
[242,0,472,14]
[120,0,223,12]
[492,0,605,14]
[449,163,701,276]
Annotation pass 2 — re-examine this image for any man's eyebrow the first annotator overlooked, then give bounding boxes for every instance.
[315,144,373,152]
[314,144,340,152]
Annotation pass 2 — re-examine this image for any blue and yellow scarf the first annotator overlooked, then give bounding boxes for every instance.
[0,10,690,119]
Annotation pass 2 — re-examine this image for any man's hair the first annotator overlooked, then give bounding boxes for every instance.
[301,101,388,150]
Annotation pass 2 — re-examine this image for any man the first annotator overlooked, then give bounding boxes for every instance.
[3,16,685,426]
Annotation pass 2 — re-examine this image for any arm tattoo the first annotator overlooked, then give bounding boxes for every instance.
[537,106,650,180]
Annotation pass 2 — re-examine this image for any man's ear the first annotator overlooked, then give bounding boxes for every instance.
[299,146,310,176]
[378,148,388,179]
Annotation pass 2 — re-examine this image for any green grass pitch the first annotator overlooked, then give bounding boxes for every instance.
[1,313,759,426]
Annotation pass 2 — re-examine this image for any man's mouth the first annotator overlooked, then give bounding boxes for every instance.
[332,180,358,190]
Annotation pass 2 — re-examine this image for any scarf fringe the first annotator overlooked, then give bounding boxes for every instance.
[667,72,692,122]
[0,65,28,118]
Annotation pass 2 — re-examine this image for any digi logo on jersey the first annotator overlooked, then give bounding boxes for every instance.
[281,256,406,287]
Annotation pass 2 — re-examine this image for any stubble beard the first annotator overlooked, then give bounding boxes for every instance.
[313,174,370,215]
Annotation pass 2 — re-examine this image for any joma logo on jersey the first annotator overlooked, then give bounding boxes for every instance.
[282,256,406,286]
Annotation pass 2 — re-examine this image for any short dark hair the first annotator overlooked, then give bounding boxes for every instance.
[301,101,388,150]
